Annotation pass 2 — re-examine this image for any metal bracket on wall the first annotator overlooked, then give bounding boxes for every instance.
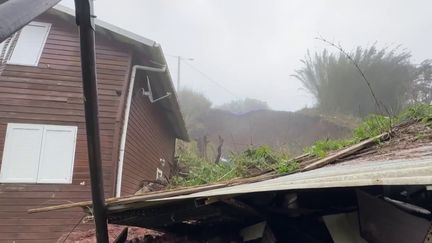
[140,76,171,103]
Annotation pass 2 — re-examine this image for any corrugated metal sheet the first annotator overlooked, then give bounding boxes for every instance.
[152,157,432,202]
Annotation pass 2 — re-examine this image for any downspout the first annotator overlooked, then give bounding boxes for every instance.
[115,64,166,197]
[75,1,109,241]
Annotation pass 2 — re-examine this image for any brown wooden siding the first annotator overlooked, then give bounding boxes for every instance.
[120,76,176,196]
[0,14,132,242]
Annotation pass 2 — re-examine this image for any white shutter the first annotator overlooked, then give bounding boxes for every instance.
[0,124,44,183]
[37,125,77,184]
[8,21,51,66]
[0,41,5,55]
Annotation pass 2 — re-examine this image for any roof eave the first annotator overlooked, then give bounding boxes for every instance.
[50,5,189,141]
[151,45,189,141]
[53,5,157,47]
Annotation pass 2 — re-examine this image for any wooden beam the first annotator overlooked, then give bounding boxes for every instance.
[28,183,227,213]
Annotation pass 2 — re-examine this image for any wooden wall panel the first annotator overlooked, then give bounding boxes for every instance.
[120,77,176,196]
[0,13,132,242]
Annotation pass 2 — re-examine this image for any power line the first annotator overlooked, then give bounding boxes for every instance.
[182,60,240,98]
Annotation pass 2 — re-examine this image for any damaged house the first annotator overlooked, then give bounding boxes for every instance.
[35,120,432,243]
[0,5,187,242]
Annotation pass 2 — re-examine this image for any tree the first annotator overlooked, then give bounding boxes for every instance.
[293,46,415,117]
[217,98,270,114]
[407,59,432,104]
[177,90,217,160]
[177,89,212,135]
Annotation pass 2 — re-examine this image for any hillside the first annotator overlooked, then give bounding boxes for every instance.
[189,109,352,155]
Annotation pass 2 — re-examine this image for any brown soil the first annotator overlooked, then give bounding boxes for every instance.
[57,224,199,243]
[341,121,432,162]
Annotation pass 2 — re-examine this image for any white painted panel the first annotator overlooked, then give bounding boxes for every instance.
[0,124,44,183]
[8,22,51,66]
[0,34,14,61]
[0,41,5,55]
[37,125,77,184]
[0,37,11,63]
[156,168,163,180]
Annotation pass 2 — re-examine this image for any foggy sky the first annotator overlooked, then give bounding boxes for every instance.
[61,0,432,111]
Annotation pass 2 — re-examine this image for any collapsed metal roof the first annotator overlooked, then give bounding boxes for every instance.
[149,156,432,203]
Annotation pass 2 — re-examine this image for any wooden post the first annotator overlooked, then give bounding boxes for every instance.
[215,135,224,164]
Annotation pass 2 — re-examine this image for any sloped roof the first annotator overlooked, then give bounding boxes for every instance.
[48,5,188,141]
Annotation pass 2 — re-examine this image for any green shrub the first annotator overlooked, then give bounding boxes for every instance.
[352,114,391,141]
[397,103,432,123]
[229,145,288,176]
[275,159,300,174]
[171,161,234,187]
[304,139,353,158]
[171,145,294,187]
[304,114,390,158]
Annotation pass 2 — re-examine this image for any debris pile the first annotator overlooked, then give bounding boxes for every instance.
[58,224,201,243]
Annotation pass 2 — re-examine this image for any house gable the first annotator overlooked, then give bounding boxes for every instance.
[0,12,133,241]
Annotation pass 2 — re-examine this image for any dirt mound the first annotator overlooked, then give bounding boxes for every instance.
[192,109,351,155]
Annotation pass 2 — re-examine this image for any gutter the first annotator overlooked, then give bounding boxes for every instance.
[115,65,166,197]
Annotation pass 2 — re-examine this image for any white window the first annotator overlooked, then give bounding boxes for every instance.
[0,123,77,184]
[0,21,51,66]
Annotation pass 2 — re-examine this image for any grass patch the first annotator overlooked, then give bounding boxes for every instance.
[352,114,391,141]
[397,103,432,123]
[304,114,391,158]
[171,145,296,187]
[304,139,353,158]
[303,104,432,158]
[275,159,300,174]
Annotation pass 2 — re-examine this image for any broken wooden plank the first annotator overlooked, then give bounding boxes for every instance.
[28,183,227,213]
[28,170,282,214]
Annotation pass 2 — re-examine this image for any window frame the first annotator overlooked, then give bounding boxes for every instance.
[3,21,51,67]
[0,123,77,184]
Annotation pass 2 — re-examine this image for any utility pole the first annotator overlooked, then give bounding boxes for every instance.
[172,55,193,91]
[177,56,181,90]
